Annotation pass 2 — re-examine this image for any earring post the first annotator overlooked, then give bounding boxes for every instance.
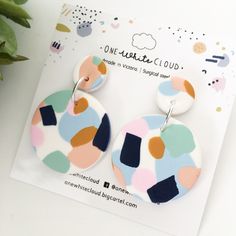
[160,100,176,132]
[72,76,89,102]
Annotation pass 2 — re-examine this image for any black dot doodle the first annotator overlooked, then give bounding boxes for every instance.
[71,5,102,36]
[208,79,220,86]
[72,5,102,27]
[169,28,205,42]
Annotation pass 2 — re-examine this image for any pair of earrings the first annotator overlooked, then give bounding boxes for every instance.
[31,56,201,204]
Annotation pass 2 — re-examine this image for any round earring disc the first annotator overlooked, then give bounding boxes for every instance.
[112,114,201,204]
[73,55,108,92]
[31,90,110,173]
[156,77,195,115]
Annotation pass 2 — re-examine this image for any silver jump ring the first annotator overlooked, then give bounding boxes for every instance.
[160,100,176,132]
[72,76,89,102]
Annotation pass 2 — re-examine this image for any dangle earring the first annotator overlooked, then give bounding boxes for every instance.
[31,56,111,173]
[111,77,201,204]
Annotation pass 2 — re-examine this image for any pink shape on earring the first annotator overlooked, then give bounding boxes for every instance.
[122,118,148,138]
[132,168,156,192]
[31,126,44,147]
[171,77,186,92]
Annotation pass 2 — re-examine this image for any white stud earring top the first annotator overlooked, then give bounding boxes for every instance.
[156,76,195,115]
[73,55,108,92]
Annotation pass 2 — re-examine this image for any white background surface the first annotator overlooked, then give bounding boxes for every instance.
[0,0,236,235]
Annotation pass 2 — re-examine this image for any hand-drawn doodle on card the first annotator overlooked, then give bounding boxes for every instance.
[71,6,102,37]
[50,41,64,54]
[132,33,157,50]
[205,54,230,67]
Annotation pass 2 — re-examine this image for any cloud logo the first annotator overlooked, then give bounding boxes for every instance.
[132,33,157,50]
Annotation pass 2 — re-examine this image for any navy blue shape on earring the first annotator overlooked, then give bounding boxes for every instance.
[93,113,110,151]
[40,105,57,126]
[147,175,179,203]
[120,133,141,168]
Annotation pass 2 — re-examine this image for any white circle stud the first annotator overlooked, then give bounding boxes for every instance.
[156,76,195,115]
[73,55,108,92]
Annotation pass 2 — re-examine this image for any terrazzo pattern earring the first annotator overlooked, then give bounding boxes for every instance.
[111,77,201,204]
[31,56,111,173]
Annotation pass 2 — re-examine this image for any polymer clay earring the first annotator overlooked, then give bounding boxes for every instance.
[31,56,110,173]
[111,77,201,204]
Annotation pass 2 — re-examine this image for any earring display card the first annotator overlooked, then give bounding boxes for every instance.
[11,3,236,236]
